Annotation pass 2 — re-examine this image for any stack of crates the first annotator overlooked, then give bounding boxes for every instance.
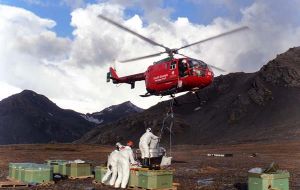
[128,168,140,187]
[46,160,67,175]
[8,163,17,180]
[94,166,173,189]
[248,170,290,190]
[8,163,53,184]
[22,164,53,184]
[58,162,69,176]
[138,169,173,189]
[8,163,14,179]
[9,163,32,181]
[66,163,92,178]
[94,166,107,182]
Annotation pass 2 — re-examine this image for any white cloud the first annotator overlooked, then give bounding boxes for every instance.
[0,82,22,101]
[0,1,300,113]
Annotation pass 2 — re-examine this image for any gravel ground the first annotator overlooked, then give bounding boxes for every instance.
[0,142,299,190]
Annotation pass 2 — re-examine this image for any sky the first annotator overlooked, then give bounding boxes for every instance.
[0,0,300,113]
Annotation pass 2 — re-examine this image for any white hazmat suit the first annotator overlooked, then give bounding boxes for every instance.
[139,128,159,159]
[114,145,136,189]
[101,143,122,185]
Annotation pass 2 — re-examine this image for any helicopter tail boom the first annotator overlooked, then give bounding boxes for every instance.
[107,67,145,89]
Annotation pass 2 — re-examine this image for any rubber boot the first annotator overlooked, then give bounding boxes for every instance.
[142,158,146,168]
[142,158,148,168]
[148,158,151,168]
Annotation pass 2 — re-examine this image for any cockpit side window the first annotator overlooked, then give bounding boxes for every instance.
[188,60,194,68]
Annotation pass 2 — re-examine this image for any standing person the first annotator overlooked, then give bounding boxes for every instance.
[139,128,159,167]
[123,140,136,165]
[101,142,122,185]
[114,140,137,189]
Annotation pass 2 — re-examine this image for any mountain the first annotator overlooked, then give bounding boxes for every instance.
[81,101,143,125]
[0,90,144,145]
[77,47,300,145]
[0,90,93,144]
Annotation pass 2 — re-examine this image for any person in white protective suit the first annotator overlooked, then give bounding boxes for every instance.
[114,140,137,189]
[101,142,122,185]
[139,128,159,167]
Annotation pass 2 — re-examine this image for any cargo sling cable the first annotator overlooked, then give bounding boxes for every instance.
[159,98,175,157]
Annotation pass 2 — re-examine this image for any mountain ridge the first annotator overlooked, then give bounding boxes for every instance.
[84,101,143,125]
[76,47,300,145]
[0,90,143,144]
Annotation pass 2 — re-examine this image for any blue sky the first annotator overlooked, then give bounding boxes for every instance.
[163,0,253,24]
[0,0,253,37]
[0,0,78,37]
[1,0,300,113]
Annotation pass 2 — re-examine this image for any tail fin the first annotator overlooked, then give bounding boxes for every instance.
[107,67,120,83]
[110,67,119,79]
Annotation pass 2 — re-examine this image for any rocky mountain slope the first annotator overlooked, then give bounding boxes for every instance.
[82,101,143,125]
[77,47,300,145]
[0,90,94,144]
[0,90,143,144]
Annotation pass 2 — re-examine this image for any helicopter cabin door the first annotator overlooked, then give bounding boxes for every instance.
[177,58,191,88]
[178,59,189,78]
[147,60,178,92]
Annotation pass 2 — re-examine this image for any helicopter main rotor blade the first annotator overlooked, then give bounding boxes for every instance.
[177,53,226,72]
[120,52,166,63]
[207,64,226,72]
[177,26,249,51]
[98,14,169,50]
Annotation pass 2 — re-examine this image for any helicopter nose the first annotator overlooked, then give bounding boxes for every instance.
[206,67,214,77]
[206,69,214,83]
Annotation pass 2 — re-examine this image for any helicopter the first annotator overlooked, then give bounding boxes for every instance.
[99,14,248,97]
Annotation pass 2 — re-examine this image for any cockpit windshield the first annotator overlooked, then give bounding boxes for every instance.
[188,59,207,69]
[184,59,207,77]
[178,58,208,77]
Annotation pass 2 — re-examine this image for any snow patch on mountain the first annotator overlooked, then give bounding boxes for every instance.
[81,115,103,124]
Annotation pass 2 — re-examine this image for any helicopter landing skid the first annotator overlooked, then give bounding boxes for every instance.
[140,93,152,97]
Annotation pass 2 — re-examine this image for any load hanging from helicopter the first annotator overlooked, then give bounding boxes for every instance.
[98,14,249,97]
